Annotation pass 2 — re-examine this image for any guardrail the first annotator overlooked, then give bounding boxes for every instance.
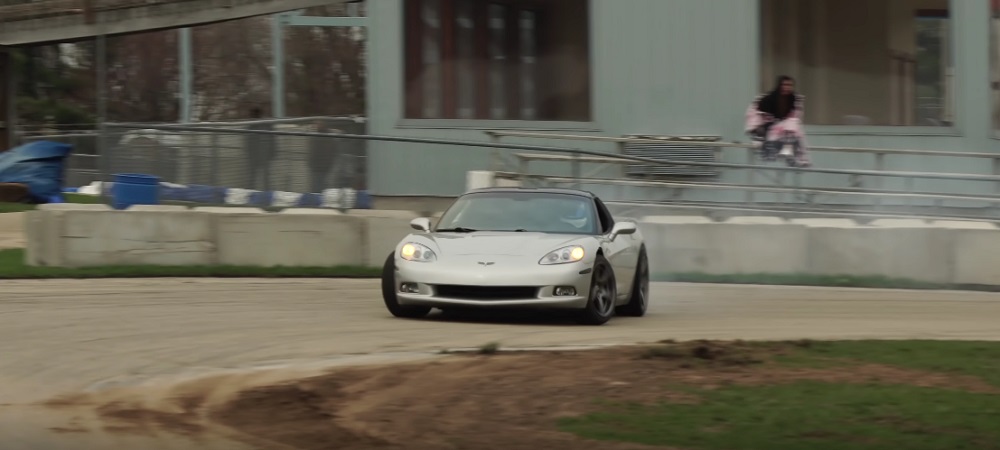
[83,123,1000,221]
[483,130,1000,211]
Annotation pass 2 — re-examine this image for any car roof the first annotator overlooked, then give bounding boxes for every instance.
[463,187,597,199]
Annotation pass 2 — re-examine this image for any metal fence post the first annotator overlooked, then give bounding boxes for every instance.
[745,149,756,205]
[211,132,221,202]
[993,156,1000,211]
[96,34,110,203]
[873,152,885,209]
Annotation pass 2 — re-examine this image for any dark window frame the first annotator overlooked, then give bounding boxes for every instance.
[403,0,590,122]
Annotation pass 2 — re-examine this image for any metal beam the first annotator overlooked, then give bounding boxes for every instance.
[283,16,368,27]
[271,14,286,118]
[178,27,192,123]
[1,0,351,46]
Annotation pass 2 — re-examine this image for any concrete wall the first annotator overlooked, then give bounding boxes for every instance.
[23,204,442,269]
[640,216,1000,286]
[21,204,1000,286]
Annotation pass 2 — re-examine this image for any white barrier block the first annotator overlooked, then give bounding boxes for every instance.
[805,225,952,283]
[215,214,364,267]
[952,229,1000,284]
[467,171,496,191]
[193,207,265,214]
[348,209,425,219]
[641,216,714,224]
[126,205,189,212]
[320,188,357,209]
[38,203,111,211]
[725,216,787,225]
[271,191,303,208]
[224,188,257,205]
[931,220,998,230]
[790,218,858,228]
[869,218,931,228]
[280,208,343,215]
[640,222,807,275]
[59,210,215,267]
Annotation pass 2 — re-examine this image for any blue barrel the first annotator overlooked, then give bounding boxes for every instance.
[111,173,160,210]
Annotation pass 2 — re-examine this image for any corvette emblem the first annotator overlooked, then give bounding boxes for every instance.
[478,261,495,266]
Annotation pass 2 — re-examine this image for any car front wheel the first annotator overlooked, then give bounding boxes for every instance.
[617,246,649,317]
[577,255,617,325]
[381,253,432,319]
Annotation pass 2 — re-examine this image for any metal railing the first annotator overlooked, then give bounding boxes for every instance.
[483,130,1000,217]
[77,122,1000,221]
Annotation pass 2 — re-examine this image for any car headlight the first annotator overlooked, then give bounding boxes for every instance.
[539,245,585,265]
[400,242,436,262]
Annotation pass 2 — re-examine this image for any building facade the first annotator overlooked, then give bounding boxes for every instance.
[365,0,1000,207]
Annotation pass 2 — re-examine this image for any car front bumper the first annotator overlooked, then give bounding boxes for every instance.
[393,256,594,309]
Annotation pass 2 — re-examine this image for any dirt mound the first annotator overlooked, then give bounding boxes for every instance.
[44,341,998,450]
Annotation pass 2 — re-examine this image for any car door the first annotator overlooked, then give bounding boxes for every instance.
[595,199,635,299]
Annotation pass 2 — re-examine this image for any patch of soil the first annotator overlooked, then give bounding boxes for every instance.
[201,341,997,450]
[41,341,996,449]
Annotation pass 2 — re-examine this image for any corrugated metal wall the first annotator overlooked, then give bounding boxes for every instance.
[367,0,1000,206]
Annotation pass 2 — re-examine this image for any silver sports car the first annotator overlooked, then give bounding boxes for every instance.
[380,187,649,325]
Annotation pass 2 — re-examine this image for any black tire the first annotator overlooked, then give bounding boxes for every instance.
[617,246,649,317]
[381,253,432,319]
[577,254,617,325]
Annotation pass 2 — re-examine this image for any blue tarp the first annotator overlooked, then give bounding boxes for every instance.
[0,141,74,203]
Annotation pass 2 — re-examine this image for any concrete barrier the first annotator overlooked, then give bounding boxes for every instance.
[26,205,215,267]
[23,205,433,269]
[18,208,1000,286]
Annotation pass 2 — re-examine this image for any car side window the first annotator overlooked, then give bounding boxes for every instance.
[594,199,615,234]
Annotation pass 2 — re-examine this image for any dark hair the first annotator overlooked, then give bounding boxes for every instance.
[773,75,795,94]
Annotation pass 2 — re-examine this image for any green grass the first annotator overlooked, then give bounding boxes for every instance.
[560,381,1000,450]
[561,340,1000,450]
[0,248,381,279]
[0,193,106,213]
[773,340,1000,387]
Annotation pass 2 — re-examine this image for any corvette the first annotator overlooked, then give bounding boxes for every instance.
[380,187,649,325]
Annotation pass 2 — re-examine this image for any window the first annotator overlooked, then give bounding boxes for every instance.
[403,0,591,122]
[759,0,954,127]
[435,192,599,234]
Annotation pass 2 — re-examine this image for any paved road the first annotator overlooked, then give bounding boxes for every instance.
[2,278,1000,449]
[0,212,24,249]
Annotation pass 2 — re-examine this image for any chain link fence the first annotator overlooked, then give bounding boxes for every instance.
[23,116,368,204]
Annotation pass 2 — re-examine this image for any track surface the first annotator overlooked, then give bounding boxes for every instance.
[2,278,1000,449]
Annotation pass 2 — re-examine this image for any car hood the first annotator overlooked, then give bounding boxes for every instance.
[423,232,590,257]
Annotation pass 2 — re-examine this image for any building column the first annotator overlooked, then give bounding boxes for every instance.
[0,49,12,150]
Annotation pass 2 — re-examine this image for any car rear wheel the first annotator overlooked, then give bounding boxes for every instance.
[617,246,649,317]
[381,253,432,319]
[577,255,616,325]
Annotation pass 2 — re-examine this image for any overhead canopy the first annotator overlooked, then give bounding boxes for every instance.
[1,0,349,46]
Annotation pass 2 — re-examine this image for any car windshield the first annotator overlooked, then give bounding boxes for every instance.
[435,191,599,235]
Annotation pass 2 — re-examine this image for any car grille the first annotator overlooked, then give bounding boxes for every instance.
[434,285,539,300]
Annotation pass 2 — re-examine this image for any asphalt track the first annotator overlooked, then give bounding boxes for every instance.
[2,278,1000,449]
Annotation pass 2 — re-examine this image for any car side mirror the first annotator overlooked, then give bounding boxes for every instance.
[410,217,432,232]
[610,222,637,240]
